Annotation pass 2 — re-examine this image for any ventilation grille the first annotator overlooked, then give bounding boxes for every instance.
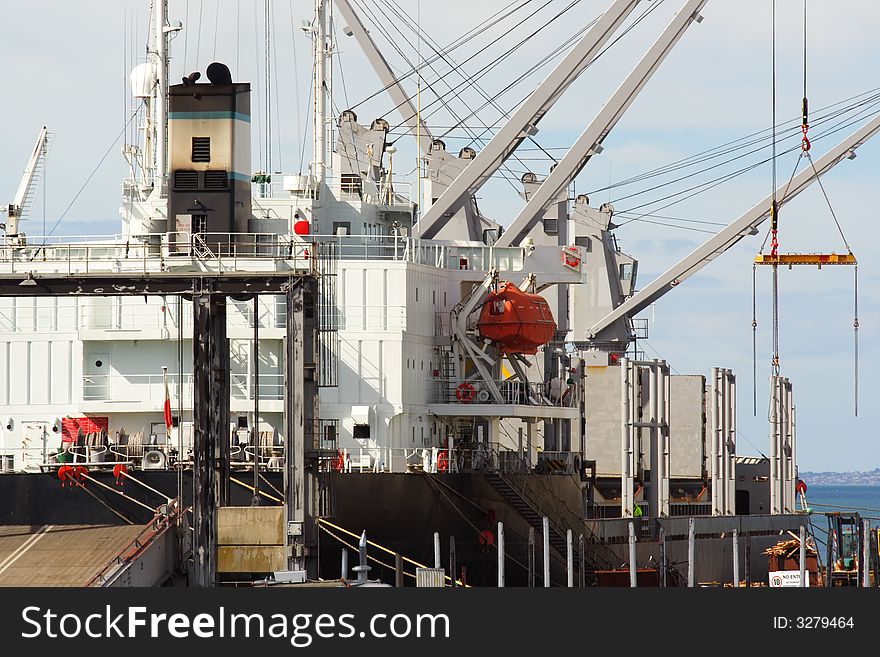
[191,137,211,163]
[173,170,199,189]
[204,170,228,189]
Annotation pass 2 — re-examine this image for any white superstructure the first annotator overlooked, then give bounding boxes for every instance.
[4,0,876,519]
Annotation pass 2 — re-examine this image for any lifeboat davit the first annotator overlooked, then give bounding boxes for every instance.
[476,282,556,355]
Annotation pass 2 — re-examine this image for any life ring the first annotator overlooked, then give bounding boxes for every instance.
[795,479,807,495]
[455,382,476,403]
[333,450,345,472]
[478,529,495,546]
[437,450,449,472]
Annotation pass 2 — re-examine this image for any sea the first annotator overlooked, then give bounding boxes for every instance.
[807,485,880,522]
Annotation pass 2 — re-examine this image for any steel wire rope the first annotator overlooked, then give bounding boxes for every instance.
[350,0,527,192]
[349,0,532,109]
[373,0,587,133]
[608,97,880,213]
[379,0,561,164]
[433,0,664,143]
[588,88,880,198]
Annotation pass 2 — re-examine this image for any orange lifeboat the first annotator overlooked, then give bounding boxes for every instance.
[476,282,556,355]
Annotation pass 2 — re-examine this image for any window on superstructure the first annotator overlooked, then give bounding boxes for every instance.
[192,214,208,235]
[192,137,211,163]
[340,173,362,196]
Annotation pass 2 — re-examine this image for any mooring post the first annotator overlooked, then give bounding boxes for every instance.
[449,536,457,587]
[395,553,404,588]
[659,524,667,588]
[543,516,550,587]
[826,516,834,588]
[528,526,535,588]
[800,524,807,588]
[578,533,585,588]
[567,528,574,587]
[687,517,696,588]
[498,521,505,588]
[733,528,740,587]
[629,520,637,588]
[744,532,752,587]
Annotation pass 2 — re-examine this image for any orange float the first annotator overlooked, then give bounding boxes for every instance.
[476,282,556,355]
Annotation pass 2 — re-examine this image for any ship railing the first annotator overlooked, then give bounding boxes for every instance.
[0,447,134,473]
[81,372,284,403]
[82,373,195,403]
[434,378,577,407]
[73,295,287,333]
[313,445,535,475]
[255,173,414,207]
[0,232,316,274]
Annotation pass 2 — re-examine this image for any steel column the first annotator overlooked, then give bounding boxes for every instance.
[285,277,319,577]
[191,292,229,587]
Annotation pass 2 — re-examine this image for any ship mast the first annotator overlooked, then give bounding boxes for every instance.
[313,0,330,189]
[152,0,168,195]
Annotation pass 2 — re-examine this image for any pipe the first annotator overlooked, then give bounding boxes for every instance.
[543,516,550,587]
[567,528,574,587]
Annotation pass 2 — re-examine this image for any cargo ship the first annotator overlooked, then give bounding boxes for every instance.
[0,0,875,588]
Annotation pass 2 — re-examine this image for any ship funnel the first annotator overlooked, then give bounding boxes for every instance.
[130,62,157,98]
[206,62,233,86]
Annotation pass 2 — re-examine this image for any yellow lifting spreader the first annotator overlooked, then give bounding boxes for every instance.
[754,252,857,267]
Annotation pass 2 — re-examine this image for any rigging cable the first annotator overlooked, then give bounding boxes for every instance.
[288,0,304,173]
[770,0,780,378]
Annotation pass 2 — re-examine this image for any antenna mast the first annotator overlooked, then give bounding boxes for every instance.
[153,0,168,195]
[313,0,328,188]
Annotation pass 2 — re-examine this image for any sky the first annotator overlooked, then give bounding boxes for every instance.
[1,0,879,471]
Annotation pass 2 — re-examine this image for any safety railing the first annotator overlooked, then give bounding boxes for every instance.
[0,232,316,275]
[230,373,285,401]
[434,378,577,407]
[315,445,537,475]
[82,373,194,403]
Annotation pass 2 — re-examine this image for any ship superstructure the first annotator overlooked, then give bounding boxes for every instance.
[0,0,878,586]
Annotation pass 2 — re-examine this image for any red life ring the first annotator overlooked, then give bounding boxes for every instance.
[795,479,807,495]
[437,450,449,472]
[455,382,476,403]
[333,450,345,472]
[478,529,495,546]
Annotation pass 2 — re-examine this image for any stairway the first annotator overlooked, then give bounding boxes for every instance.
[485,472,612,584]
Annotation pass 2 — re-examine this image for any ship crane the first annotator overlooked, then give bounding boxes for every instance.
[3,126,52,244]
[584,112,880,343]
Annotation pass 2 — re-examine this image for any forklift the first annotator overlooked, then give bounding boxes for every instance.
[825,513,870,587]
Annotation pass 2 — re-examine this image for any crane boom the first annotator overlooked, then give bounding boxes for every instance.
[414,0,642,239]
[334,0,433,151]
[496,0,707,247]
[6,126,51,238]
[585,112,880,342]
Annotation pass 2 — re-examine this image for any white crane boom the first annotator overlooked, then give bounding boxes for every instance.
[585,112,880,341]
[6,126,51,238]
[414,0,642,239]
[496,0,707,247]
[334,0,433,150]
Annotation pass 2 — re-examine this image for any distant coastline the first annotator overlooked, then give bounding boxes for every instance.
[799,469,880,486]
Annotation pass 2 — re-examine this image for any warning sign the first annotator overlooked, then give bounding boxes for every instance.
[768,570,808,587]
